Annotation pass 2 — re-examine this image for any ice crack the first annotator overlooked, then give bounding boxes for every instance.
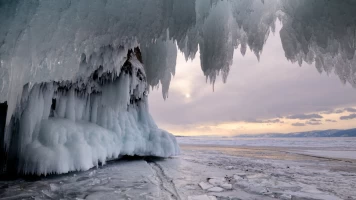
[145,159,180,200]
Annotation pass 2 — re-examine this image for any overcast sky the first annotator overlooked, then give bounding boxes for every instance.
[148,26,356,136]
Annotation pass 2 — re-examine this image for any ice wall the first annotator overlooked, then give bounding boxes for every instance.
[5,49,179,175]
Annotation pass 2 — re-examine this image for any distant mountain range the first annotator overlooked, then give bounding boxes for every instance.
[236,129,356,138]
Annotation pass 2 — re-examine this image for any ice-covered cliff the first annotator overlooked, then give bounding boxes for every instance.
[2,48,179,175]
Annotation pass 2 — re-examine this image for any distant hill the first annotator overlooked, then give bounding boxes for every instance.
[236,129,356,138]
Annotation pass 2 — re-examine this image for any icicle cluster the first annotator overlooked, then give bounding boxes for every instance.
[279,0,356,87]
[6,50,179,175]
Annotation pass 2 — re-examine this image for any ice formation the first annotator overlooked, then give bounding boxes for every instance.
[279,0,356,87]
[4,49,179,175]
[1,0,356,175]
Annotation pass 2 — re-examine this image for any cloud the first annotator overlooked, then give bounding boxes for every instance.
[286,114,323,120]
[325,119,337,122]
[321,109,344,114]
[245,118,282,124]
[321,107,356,115]
[291,122,305,126]
[306,121,322,125]
[344,108,356,113]
[340,114,356,120]
[309,119,321,122]
[244,119,264,123]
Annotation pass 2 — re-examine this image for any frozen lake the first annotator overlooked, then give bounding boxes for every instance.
[178,137,356,160]
[178,136,356,149]
[1,137,356,200]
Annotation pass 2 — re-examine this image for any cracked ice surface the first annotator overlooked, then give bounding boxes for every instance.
[1,144,355,200]
[0,159,164,200]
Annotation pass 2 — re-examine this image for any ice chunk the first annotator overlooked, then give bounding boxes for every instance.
[208,177,226,186]
[49,183,60,192]
[188,195,215,200]
[220,183,232,190]
[233,174,244,180]
[225,166,234,170]
[208,196,217,200]
[207,187,224,192]
[199,182,214,190]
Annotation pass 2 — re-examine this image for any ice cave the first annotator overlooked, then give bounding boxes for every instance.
[1,0,356,177]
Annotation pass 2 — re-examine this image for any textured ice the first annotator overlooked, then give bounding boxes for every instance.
[279,0,356,87]
[5,55,179,175]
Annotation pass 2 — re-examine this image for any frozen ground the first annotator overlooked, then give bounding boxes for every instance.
[1,138,356,200]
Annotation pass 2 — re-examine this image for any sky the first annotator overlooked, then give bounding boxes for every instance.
[148,24,356,136]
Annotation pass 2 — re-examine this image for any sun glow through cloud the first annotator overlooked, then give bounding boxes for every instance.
[156,107,356,136]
